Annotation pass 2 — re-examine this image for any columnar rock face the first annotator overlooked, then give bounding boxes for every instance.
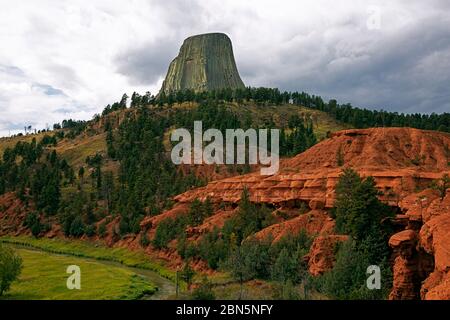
[159,33,245,95]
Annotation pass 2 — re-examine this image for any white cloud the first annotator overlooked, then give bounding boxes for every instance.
[0,0,449,136]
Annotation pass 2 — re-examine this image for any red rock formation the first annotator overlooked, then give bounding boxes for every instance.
[2,127,449,299]
[253,210,334,242]
[175,128,449,208]
[186,208,238,240]
[158,128,450,297]
[170,128,450,299]
[0,192,31,236]
[389,189,450,300]
[417,191,450,299]
[388,230,420,300]
[308,235,348,276]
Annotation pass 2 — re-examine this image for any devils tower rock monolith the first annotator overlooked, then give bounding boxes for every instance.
[159,33,245,95]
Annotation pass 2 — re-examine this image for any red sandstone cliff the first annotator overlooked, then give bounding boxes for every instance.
[148,127,450,299]
[1,127,449,299]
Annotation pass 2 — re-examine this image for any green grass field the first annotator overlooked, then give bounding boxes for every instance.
[2,248,156,300]
[0,236,177,283]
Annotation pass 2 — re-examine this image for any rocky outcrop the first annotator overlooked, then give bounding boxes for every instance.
[0,192,31,236]
[175,128,450,208]
[160,33,245,95]
[2,127,449,299]
[161,128,449,296]
[171,127,450,299]
[308,235,349,276]
[389,190,450,300]
[253,209,334,242]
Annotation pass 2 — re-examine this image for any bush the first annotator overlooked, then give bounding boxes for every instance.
[272,280,301,300]
[23,212,43,237]
[69,216,85,238]
[140,233,150,247]
[85,224,96,237]
[431,174,450,200]
[188,198,213,226]
[98,222,107,237]
[313,169,394,299]
[0,244,23,296]
[197,228,227,269]
[152,216,188,249]
[334,168,394,242]
[177,233,198,260]
[191,277,215,300]
[314,239,392,300]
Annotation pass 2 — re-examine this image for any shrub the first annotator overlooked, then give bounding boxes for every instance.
[140,233,150,247]
[98,222,107,237]
[197,227,227,269]
[24,212,43,237]
[85,224,96,237]
[191,277,215,300]
[180,262,195,290]
[431,174,450,200]
[0,245,23,296]
[314,169,395,299]
[315,239,392,300]
[69,216,85,238]
[152,216,188,249]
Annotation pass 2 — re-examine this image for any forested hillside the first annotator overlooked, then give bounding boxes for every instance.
[1,87,449,300]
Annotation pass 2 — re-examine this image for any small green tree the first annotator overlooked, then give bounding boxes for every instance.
[334,168,393,244]
[431,174,450,200]
[316,168,395,299]
[188,198,214,226]
[98,221,107,237]
[191,276,215,300]
[188,199,204,226]
[225,246,255,299]
[69,215,85,237]
[0,245,23,296]
[23,212,42,237]
[180,262,195,291]
[271,248,298,284]
[140,232,150,247]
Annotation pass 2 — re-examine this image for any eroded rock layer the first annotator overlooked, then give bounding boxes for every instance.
[174,128,450,207]
[2,127,449,299]
[148,127,450,299]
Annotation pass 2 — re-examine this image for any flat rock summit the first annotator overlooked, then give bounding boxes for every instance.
[159,33,245,95]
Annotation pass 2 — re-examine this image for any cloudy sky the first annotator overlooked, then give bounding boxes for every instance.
[1,0,449,136]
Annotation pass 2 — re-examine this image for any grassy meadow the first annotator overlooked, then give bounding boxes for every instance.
[2,248,156,300]
[0,236,177,282]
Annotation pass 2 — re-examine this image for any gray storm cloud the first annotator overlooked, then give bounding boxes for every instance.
[0,0,449,136]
